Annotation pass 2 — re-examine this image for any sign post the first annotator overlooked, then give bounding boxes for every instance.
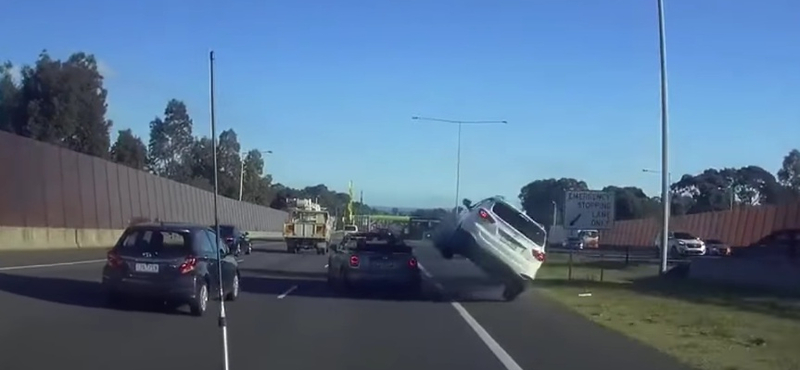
[563,191,615,230]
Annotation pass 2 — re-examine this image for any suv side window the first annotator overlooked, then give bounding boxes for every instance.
[195,230,216,257]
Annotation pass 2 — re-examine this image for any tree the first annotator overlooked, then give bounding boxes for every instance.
[601,186,659,220]
[518,178,589,226]
[0,62,19,132]
[12,51,112,157]
[670,166,784,214]
[777,149,800,197]
[147,99,194,179]
[216,129,241,199]
[110,129,147,170]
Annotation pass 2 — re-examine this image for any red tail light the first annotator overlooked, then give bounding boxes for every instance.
[532,249,546,262]
[408,257,418,268]
[478,208,495,223]
[179,256,198,274]
[349,255,360,267]
[106,251,123,268]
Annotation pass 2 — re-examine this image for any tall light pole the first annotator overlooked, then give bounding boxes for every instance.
[208,50,230,370]
[656,0,671,275]
[551,200,557,229]
[411,116,507,211]
[239,149,273,201]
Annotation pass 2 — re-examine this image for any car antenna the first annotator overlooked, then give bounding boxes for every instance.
[209,50,231,370]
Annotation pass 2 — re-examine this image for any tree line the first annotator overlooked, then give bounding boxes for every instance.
[519,158,800,227]
[0,51,380,216]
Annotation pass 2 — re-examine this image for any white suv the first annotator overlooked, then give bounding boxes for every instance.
[435,197,547,301]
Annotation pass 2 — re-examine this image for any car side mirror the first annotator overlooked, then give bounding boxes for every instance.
[462,198,472,209]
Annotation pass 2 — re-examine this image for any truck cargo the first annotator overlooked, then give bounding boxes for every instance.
[283,198,334,254]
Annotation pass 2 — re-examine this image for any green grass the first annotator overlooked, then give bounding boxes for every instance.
[534,254,800,370]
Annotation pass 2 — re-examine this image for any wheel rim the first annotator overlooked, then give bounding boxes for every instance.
[232,275,240,297]
[199,285,208,311]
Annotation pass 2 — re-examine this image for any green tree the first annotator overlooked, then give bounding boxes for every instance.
[147,99,194,178]
[13,51,112,157]
[601,186,659,220]
[0,62,20,132]
[110,129,147,170]
[519,178,589,226]
[777,149,800,197]
[216,129,242,199]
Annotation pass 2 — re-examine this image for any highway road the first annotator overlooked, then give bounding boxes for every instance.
[0,241,692,370]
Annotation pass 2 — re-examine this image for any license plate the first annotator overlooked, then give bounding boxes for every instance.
[373,262,394,269]
[134,263,159,273]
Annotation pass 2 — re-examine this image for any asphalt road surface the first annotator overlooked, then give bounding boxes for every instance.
[0,241,692,370]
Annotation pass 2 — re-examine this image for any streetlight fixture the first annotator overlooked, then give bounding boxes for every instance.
[239,150,273,201]
[411,116,507,211]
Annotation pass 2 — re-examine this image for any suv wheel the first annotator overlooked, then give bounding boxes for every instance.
[225,273,240,301]
[190,281,209,316]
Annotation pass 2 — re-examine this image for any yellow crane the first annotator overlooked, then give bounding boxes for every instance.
[346,180,355,225]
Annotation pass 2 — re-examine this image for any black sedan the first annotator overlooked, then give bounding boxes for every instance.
[327,231,422,295]
[102,222,241,316]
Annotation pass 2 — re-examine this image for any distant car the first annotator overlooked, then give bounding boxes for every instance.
[343,224,359,236]
[703,239,731,256]
[434,197,547,301]
[102,222,240,316]
[213,224,251,255]
[655,231,706,256]
[327,231,422,296]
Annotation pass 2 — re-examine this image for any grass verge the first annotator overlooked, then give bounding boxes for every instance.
[534,253,800,370]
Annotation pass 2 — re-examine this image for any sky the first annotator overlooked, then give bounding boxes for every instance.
[2,0,798,209]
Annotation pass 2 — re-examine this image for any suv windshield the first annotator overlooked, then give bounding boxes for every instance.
[491,202,546,246]
[117,229,191,258]
[673,232,696,240]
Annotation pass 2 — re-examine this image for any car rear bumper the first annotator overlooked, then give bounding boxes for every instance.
[346,270,421,288]
[102,274,197,301]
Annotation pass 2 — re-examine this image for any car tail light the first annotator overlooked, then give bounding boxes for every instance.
[179,256,198,274]
[408,257,418,268]
[532,249,546,262]
[478,208,495,223]
[349,255,360,267]
[106,251,123,268]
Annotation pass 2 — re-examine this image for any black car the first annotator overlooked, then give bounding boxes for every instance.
[213,224,252,255]
[327,231,422,295]
[102,222,241,316]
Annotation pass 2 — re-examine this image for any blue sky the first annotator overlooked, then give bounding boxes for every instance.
[2,0,798,208]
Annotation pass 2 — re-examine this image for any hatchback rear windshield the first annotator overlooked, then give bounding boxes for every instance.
[214,225,235,237]
[491,202,546,246]
[117,229,192,257]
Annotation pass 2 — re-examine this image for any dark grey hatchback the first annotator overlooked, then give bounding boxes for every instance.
[101,222,241,316]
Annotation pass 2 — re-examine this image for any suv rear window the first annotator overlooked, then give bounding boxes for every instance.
[215,225,235,237]
[117,229,192,257]
[491,202,546,246]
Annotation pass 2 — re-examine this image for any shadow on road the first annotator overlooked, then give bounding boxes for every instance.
[251,247,289,255]
[240,267,503,303]
[0,272,192,315]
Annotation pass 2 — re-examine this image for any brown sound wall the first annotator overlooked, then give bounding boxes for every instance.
[0,131,288,231]
[600,202,800,247]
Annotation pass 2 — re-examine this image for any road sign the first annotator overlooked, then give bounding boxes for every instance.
[563,191,615,230]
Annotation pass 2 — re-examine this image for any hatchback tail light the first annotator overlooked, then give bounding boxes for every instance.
[478,208,495,223]
[106,251,123,268]
[532,249,546,262]
[349,255,360,267]
[408,257,418,268]
[179,256,198,274]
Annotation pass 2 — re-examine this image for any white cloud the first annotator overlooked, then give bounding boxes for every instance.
[7,64,22,84]
[97,59,115,78]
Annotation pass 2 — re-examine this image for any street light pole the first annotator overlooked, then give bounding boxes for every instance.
[238,150,273,201]
[411,116,507,212]
[551,201,557,229]
[657,0,671,275]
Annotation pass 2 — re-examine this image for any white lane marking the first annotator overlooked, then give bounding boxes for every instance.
[277,285,298,299]
[418,262,524,370]
[0,259,106,271]
[324,263,329,268]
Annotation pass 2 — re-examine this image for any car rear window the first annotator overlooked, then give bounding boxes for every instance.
[344,225,357,231]
[214,225,235,237]
[117,229,192,257]
[491,202,546,246]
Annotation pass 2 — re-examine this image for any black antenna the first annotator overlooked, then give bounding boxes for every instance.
[209,50,231,370]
